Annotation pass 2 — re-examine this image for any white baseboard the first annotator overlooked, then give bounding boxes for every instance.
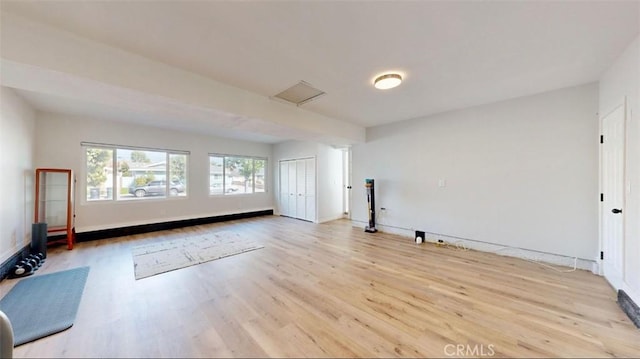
[351,220,596,272]
[318,214,345,224]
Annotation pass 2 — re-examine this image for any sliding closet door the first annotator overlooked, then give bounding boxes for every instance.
[296,159,307,219]
[278,157,316,222]
[287,160,298,218]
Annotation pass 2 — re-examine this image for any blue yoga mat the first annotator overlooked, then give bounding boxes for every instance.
[0,266,90,346]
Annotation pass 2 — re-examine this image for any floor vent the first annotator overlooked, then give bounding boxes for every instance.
[273,81,325,106]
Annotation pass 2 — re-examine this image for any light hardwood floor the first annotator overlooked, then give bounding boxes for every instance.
[2,216,639,358]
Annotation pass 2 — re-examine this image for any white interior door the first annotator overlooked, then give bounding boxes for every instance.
[279,161,289,217]
[601,103,626,288]
[288,160,297,218]
[304,158,316,222]
[342,149,351,217]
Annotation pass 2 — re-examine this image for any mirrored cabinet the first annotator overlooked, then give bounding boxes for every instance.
[34,168,75,250]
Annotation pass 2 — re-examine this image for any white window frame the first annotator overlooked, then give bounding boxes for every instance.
[208,154,267,196]
[82,142,189,203]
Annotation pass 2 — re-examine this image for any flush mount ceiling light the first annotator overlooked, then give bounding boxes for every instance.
[374,73,402,90]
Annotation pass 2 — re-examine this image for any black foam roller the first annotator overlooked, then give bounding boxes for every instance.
[31,222,47,258]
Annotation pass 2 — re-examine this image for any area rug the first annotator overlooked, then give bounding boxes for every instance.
[132,231,263,280]
[0,266,90,346]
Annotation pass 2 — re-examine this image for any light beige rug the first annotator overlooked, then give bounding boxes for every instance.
[132,230,263,280]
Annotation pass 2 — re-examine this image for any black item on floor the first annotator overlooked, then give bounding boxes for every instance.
[7,262,34,279]
[31,223,47,259]
[7,253,45,279]
[365,179,378,233]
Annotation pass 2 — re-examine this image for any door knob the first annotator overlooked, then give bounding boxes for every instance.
[612,208,623,214]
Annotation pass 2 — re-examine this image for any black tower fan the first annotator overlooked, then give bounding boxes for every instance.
[365,178,377,233]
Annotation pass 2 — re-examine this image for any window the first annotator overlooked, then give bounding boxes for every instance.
[86,148,113,200]
[209,154,266,195]
[84,144,188,201]
[209,156,224,195]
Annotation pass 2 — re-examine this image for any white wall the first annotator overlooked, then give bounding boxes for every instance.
[317,145,344,223]
[599,34,640,304]
[352,83,599,263]
[273,141,344,223]
[0,87,36,263]
[34,113,274,232]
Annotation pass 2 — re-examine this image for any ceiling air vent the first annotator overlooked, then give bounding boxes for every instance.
[273,81,325,106]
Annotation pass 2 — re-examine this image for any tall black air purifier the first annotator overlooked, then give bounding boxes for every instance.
[365,178,378,233]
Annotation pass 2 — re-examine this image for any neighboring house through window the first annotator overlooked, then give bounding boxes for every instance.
[209,154,266,195]
[83,143,188,201]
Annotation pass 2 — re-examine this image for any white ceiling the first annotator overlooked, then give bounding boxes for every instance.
[1,1,639,142]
